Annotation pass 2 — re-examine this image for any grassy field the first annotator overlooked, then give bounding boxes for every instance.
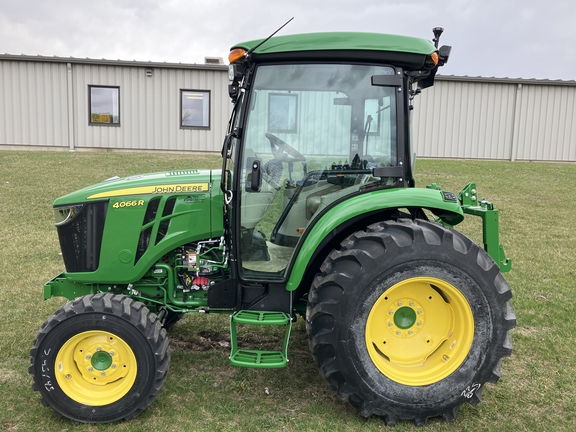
[1,150,575,431]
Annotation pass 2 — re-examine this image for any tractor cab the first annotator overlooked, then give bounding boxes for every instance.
[223,32,446,282]
[234,63,399,279]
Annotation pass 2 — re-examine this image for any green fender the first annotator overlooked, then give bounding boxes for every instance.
[285,187,464,292]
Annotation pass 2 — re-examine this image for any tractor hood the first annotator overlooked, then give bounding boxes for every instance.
[53,169,219,206]
[51,168,225,283]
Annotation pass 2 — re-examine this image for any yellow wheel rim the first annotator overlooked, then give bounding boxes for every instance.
[365,277,474,386]
[55,330,137,405]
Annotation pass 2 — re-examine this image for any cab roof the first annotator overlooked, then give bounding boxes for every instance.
[231,32,437,70]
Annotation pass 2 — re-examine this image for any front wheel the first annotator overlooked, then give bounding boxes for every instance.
[306,219,515,426]
[29,293,170,423]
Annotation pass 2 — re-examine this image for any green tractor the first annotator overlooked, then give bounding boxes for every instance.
[30,27,515,426]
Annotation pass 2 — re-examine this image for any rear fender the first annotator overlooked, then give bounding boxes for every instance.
[285,187,464,291]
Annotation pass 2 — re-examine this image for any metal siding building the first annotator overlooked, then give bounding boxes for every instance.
[412,76,576,161]
[0,60,69,148]
[1,54,575,161]
[0,55,231,153]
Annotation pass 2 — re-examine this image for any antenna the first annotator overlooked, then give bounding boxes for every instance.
[432,27,444,48]
[246,17,294,56]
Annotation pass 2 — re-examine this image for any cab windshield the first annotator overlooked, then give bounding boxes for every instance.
[238,63,398,279]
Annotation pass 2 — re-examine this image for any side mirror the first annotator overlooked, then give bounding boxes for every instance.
[438,45,451,66]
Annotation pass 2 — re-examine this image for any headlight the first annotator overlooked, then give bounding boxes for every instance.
[54,205,84,226]
[228,63,244,82]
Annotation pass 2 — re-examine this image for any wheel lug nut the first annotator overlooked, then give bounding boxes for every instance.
[65,374,72,380]
[111,364,116,369]
[86,355,91,360]
[101,372,106,376]
[88,367,93,372]
[397,301,402,306]
[109,351,114,356]
[96,347,102,352]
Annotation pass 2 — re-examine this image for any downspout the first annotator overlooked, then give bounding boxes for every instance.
[66,62,75,151]
[509,83,522,161]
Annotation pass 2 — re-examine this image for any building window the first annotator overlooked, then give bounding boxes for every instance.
[89,86,120,125]
[181,90,210,128]
[268,93,297,133]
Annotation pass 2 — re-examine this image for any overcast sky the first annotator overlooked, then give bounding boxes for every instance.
[1,0,575,81]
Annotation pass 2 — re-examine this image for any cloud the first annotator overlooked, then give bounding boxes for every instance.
[0,0,575,80]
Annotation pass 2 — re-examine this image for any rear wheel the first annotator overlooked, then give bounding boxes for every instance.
[29,293,170,423]
[306,219,515,426]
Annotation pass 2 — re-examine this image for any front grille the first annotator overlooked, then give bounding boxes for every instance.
[57,202,108,272]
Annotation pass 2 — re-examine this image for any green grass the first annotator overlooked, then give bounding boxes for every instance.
[1,151,575,431]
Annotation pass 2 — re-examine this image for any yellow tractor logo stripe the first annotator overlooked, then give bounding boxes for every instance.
[87,183,210,199]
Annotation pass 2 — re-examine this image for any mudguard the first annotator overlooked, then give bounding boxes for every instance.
[286,187,464,291]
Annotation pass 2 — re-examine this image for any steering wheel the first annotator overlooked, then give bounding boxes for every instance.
[265,133,306,163]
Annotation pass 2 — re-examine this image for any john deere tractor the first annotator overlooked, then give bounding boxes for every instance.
[30,27,515,426]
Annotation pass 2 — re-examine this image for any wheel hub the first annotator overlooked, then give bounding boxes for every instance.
[387,299,424,337]
[78,337,127,384]
[393,306,416,329]
[91,350,113,371]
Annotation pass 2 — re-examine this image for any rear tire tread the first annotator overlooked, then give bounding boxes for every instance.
[306,219,516,425]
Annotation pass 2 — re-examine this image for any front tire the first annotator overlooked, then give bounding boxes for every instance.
[306,219,515,426]
[29,293,170,423]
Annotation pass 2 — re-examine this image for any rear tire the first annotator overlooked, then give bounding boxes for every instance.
[306,219,515,426]
[29,293,170,423]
